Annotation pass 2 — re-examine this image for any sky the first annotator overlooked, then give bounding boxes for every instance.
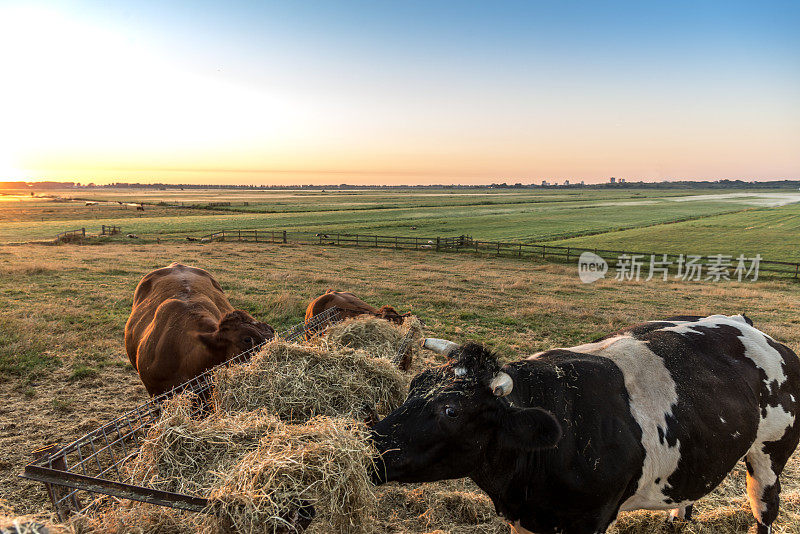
[0,1,798,185]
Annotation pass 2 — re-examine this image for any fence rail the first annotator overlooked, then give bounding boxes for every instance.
[200,229,800,280]
[22,307,343,521]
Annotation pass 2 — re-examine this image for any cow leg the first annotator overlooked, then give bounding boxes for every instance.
[666,503,694,523]
[745,454,782,534]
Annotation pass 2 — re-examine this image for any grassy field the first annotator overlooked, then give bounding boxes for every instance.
[1,188,799,251]
[555,201,800,262]
[2,241,800,532]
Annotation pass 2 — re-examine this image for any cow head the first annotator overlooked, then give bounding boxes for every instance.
[376,305,411,325]
[370,342,561,485]
[200,310,275,358]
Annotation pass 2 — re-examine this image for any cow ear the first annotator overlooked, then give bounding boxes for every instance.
[198,331,224,350]
[501,407,562,451]
[218,310,248,332]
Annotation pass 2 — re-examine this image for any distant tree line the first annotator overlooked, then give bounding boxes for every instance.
[1,179,799,191]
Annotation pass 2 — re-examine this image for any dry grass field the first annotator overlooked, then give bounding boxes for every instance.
[1,240,800,532]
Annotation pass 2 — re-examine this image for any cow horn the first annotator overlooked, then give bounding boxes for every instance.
[490,371,513,397]
[423,338,459,354]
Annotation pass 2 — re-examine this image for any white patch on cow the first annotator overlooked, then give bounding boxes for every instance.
[752,404,794,482]
[728,314,751,325]
[453,367,467,377]
[720,417,726,424]
[658,315,786,387]
[567,335,683,512]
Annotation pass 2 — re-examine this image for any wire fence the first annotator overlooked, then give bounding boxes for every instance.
[22,307,343,521]
[201,229,800,280]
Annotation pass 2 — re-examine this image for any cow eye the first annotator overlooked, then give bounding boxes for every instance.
[444,406,458,418]
[243,336,254,346]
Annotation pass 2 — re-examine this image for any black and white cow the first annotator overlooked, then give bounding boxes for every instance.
[370,314,800,533]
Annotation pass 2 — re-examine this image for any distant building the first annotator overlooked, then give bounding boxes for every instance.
[609,177,616,183]
[619,178,626,183]
[579,180,585,185]
[564,180,570,186]
[541,180,549,186]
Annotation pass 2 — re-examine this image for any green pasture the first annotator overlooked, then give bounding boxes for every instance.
[0,188,789,244]
[1,188,798,261]
[554,202,800,262]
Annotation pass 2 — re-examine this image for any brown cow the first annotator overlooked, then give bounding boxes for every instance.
[305,290,410,326]
[125,263,274,396]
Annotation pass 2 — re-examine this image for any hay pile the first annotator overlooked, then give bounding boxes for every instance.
[75,328,417,534]
[323,316,426,372]
[122,395,376,534]
[63,316,529,534]
[130,395,283,496]
[212,341,408,421]
[373,481,507,534]
[210,416,375,534]
[0,499,65,534]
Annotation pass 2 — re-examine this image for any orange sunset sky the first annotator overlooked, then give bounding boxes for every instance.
[0,1,798,185]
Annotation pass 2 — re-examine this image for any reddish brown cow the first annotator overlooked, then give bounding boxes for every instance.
[305,290,410,327]
[125,263,274,396]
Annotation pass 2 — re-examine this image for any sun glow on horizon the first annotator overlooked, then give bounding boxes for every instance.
[0,5,316,183]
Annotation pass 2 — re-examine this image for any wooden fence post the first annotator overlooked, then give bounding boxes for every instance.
[81,228,85,237]
[542,245,546,259]
[282,230,287,243]
[436,237,440,252]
